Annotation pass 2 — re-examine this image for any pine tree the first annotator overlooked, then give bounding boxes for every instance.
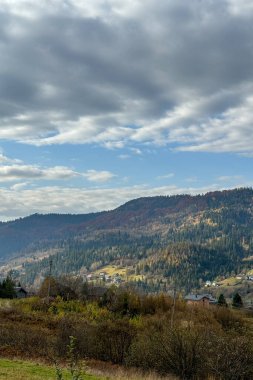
[232,292,243,308]
[217,293,227,307]
[0,276,15,298]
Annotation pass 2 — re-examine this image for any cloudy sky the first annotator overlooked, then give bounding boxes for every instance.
[0,0,253,220]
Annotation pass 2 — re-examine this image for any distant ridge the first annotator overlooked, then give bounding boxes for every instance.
[1,187,253,291]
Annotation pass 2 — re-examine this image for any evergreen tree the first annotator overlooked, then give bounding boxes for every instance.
[232,292,243,308]
[0,276,16,298]
[217,293,227,307]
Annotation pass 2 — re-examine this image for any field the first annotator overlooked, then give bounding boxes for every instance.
[0,359,104,380]
[93,264,145,282]
[0,359,178,380]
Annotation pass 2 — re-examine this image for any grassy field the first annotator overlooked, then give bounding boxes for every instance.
[94,265,127,277]
[0,359,177,380]
[0,359,105,380]
[94,265,145,282]
[218,276,242,286]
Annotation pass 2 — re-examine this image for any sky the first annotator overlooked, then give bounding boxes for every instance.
[1,0,253,220]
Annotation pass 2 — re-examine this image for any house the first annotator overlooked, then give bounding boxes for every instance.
[113,274,122,284]
[185,294,217,307]
[14,286,27,299]
[99,272,106,280]
[87,286,107,301]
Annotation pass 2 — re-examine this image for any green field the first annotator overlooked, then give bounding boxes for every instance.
[0,359,105,380]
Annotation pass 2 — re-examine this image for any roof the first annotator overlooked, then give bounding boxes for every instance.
[14,286,27,294]
[87,286,107,297]
[185,294,216,302]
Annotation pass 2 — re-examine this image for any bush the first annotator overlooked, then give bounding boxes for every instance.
[206,333,253,380]
[128,321,207,379]
[213,307,245,332]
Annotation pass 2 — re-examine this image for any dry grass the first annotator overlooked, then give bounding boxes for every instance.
[88,360,178,380]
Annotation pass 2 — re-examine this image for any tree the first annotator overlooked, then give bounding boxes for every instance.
[232,292,243,308]
[38,276,59,298]
[55,336,84,380]
[0,276,15,298]
[217,293,227,307]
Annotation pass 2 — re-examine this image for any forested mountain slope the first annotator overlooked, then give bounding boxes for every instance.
[1,188,253,291]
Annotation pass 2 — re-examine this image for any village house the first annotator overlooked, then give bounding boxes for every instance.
[99,272,106,280]
[87,286,107,301]
[185,293,217,307]
[14,286,27,299]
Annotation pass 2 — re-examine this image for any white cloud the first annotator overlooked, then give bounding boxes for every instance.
[185,177,198,183]
[0,155,116,183]
[228,0,253,16]
[217,175,243,182]
[156,173,175,180]
[83,170,116,183]
[0,153,22,164]
[118,154,130,160]
[130,147,142,155]
[10,182,29,190]
[0,164,79,181]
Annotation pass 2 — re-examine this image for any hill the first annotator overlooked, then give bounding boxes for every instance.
[1,188,253,292]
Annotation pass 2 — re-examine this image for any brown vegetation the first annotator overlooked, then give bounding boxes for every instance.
[0,285,252,380]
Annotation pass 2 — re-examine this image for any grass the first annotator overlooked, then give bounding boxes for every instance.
[94,265,145,282]
[0,358,105,380]
[218,277,242,286]
[94,265,127,277]
[0,358,178,380]
[89,361,178,380]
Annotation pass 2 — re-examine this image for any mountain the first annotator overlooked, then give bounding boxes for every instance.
[1,188,253,292]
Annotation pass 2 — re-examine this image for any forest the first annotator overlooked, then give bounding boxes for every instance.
[1,188,253,294]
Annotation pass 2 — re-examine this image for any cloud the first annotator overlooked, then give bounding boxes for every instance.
[118,154,130,160]
[10,182,29,190]
[83,170,116,183]
[217,175,243,182]
[130,148,142,155]
[228,0,253,16]
[185,177,198,183]
[0,1,253,155]
[0,155,116,183]
[156,173,175,180]
[0,164,79,181]
[0,153,22,164]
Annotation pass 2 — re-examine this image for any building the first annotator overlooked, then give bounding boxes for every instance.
[87,286,107,301]
[14,286,28,299]
[185,293,217,307]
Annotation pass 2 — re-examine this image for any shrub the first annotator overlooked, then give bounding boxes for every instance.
[206,333,253,380]
[128,322,207,379]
